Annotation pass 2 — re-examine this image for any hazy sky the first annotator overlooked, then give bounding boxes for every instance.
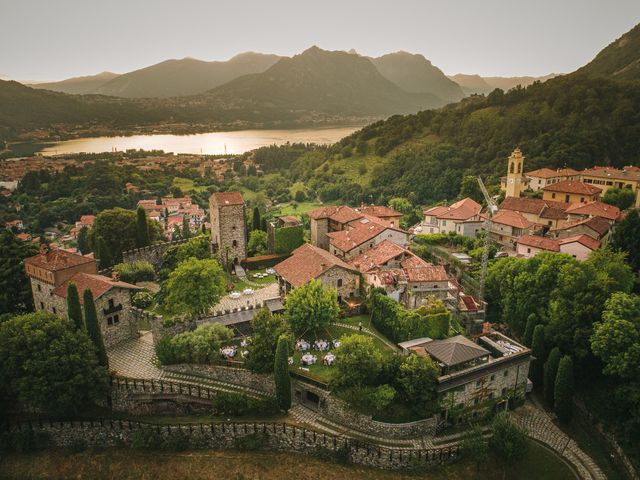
[2,0,639,81]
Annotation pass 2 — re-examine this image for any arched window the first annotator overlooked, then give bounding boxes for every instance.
[509,162,514,174]
[517,162,522,173]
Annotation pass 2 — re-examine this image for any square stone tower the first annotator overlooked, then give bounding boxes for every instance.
[209,191,247,265]
[505,147,526,198]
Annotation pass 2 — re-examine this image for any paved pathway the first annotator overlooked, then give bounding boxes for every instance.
[512,401,606,480]
[107,331,164,380]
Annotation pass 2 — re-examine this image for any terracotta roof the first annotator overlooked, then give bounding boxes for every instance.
[543,180,602,195]
[210,191,244,206]
[565,201,620,221]
[581,166,640,182]
[274,243,357,288]
[558,234,600,251]
[328,206,363,224]
[349,240,408,273]
[357,205,402,218]
[459,294,479,312]
[517,234,560,252]
[278,215,301,225]
[526,167,559,179]
[25,249,96,272]
[328,219,387,252]
[557,168,581,177]
[550,216,611,236]
[422,335,490,367]
[53,272,141,302]
[489,210,535,229]
[423,205,450,217]
[423,198,481,221]
[500,197,569,216]
[403,265,448,282]
[16,233,31,241]
[79,215,95,224]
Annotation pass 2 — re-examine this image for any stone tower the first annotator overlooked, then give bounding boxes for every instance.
[505,148,526,198]
[209,191,247,265]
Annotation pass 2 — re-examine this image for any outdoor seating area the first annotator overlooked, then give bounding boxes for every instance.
[294,337,341,367]
[220,345,249,359]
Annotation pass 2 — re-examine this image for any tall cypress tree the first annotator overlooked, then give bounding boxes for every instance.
[97,236,113,270]
[77,226,91,255]
[66,282,83,329]
[522,313,537,347]
[136,207,150,247]
[274,335,291,411]
[554,355,574,423]
[182,216,191,239]
[252,207,261,231]
[530,324,545,388]
[543,347,562,407]
[83,289,109,368]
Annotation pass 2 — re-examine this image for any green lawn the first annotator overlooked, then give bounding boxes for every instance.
[0,440,574,480]
[270,201,324,217]
[172,177,208,194]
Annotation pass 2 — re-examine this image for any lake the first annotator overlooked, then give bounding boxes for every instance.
[38,126,362,156]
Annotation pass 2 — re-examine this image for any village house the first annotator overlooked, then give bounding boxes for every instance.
[24,249,141,347]
[580,166,640,208]
[542,180,601,204]
[524,167,580,191]
[564,200,622,224]
[498,197,569,229]
[274,243,360,304]
[4,219,24,231]
[516,234,600,261]
[399,332,531,419]
[308,204,404,251]
[422,198,483,236]
[484,210,538,247]
[348,240,453,309]
[549,216,612,243]
[327,216,410,261]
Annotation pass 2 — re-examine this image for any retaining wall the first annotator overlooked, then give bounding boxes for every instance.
[164,364,276,395]
[1,419,458,470]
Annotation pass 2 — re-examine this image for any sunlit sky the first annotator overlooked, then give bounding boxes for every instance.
[2,0,639,82]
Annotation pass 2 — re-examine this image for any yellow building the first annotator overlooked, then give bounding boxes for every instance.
[542,180,601,204]
[504,148,527,198]
[580,166,640,208]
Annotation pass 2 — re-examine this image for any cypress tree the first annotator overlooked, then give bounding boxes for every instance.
[66,282,83,329]
[77,226,91,255]
[136,207,150,247]
[252,207,261,231]
[83,289,109,368]
[554,355,574,423]
[274,335,291,411]
[182,216,191,239]
[530,324,545,388]
[544,347,562,407]
[522,313,537,347]
[97,236,113,270]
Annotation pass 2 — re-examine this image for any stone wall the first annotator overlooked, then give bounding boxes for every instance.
[311,218,329,250]
[122,239,189,270]
[317,266,360,302]
[2,419,459,470]
[210,201,247,265]
[164,364,276,395]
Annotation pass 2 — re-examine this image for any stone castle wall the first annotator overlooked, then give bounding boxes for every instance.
[1,418,459,470]
[122,239,189,270]
[210,201,247,264]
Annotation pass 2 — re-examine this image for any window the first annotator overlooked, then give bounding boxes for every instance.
[502,387,508,396]
[337,279,343,287]
[565,195,570,202]
[232,240,237,247]
[113,314,120,324]
[52,307,56,314]
[473,398,479,406]
[433,285,439,289]
[476,380,481,387]
[488,392,494,399]
[510,162,514,174]
[40,302,44,309]
[490,374,495,381]
[37,284,41,292]
[108,299,115,309]
[503,370,508,377]
[580,197,585,202]
[527,248,531,253]
[552,193,556,199]
[442,220,447,226]
[107,317,113,326]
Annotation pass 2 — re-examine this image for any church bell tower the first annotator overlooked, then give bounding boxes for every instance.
[505,148,525,198]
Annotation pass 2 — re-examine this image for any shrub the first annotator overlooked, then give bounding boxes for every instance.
[490,412,528,466]
[132,291,154,309]
[154,323,233,365]
[113,260,155,283]
[554,355,574,423]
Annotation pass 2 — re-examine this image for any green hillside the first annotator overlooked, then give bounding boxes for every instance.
[575,23,640,81]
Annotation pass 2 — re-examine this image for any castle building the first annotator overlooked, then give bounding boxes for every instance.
[504,148,527,198]
[24,249,140,347]
[209,191,247,265]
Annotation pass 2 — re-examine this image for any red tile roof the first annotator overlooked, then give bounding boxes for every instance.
[581,166,640,182]
[500,197,569,216]
[328,220,387,252]
[274,243,357,288]
[403,264,448,282]
[53,272,141,302]
[330,206,363,224]
[357,205,402,218]
[526,167,559,179]
[25,249,96,272]
[558,234,600,251]
[210,191,245,206]
[551,216,611,236]
[423,198,481,221]
[564,201,621,221]
[517,234,560,252]
[543,180,602,195]
[489,210,535,229]
[349,240,408,273]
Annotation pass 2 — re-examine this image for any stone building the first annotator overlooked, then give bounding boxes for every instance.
[274,243,360,304]
[399,332,531,420]
[209,191,247,265]
[25,249,141,347]
[504,148,527,198]
[267,215,304,254]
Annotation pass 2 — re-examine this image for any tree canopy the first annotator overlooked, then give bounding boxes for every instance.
[245,309,289,374]
[0,231,38,316]
[331,334,383,388]
[284,279,339,335]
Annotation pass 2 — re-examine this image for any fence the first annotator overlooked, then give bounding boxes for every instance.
[0,417,460,470]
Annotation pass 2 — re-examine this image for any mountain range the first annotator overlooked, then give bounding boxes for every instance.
[2,23,639,141]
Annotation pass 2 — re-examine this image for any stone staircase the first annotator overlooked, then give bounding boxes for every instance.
[161,370,273,400]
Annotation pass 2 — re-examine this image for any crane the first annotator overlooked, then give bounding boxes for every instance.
[477,176,498,306]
